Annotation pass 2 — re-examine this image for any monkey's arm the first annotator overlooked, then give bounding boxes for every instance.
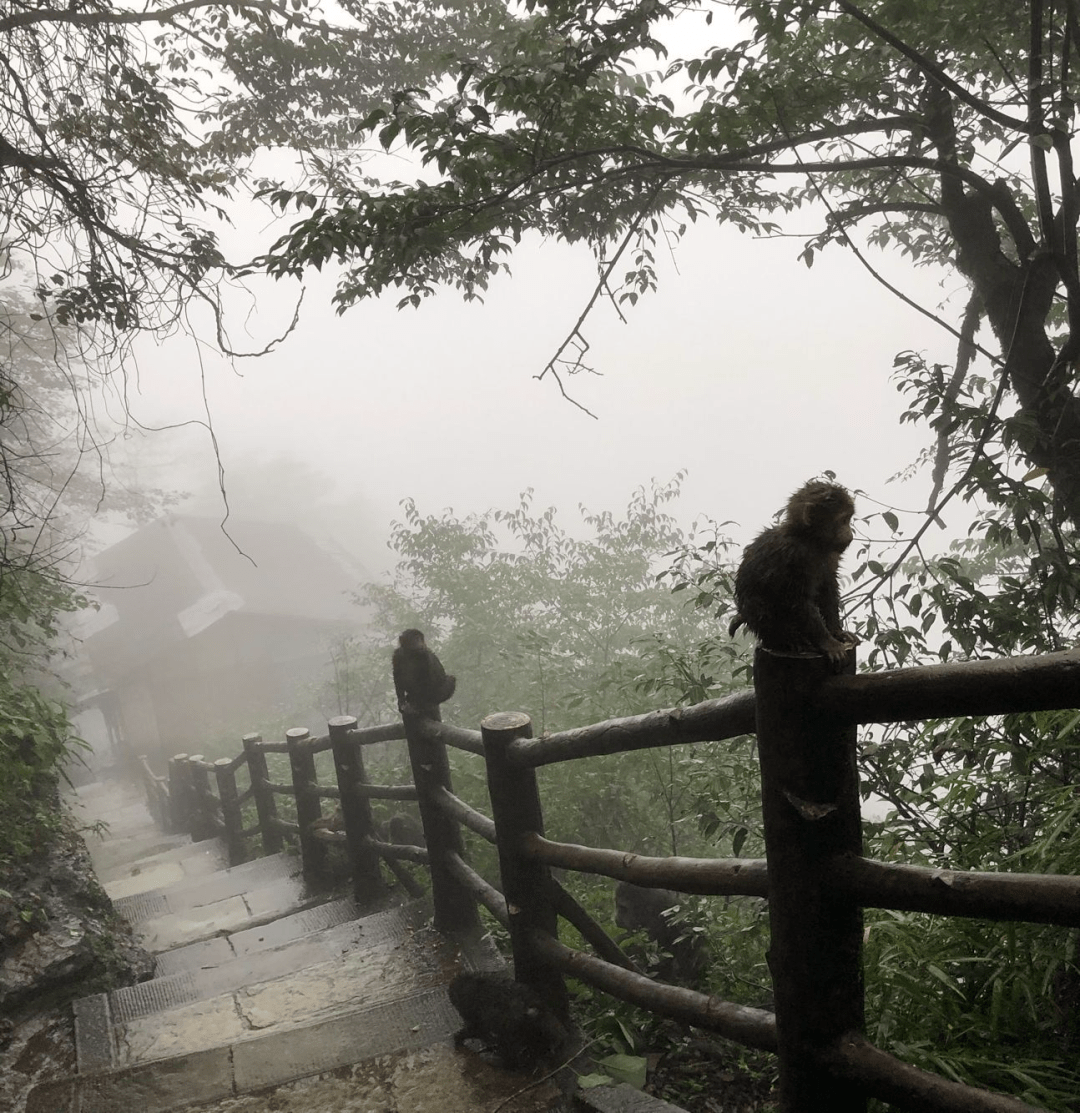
[392,652,410,712]
[815,574,859,649]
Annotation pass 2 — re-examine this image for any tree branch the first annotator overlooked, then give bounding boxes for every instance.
[836,0,1032,134]
[0,0,307,34]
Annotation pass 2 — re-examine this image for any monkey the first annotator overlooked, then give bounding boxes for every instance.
[728,480,858,669]
[392,628,456,720]
[614,881,709,985]
[448,971,571,1070]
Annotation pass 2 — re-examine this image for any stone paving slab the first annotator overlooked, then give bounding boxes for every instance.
[107,919,367,1024]
[153,934,236,977]
[28,989,468,1113]
[101,840,229,900]
[113,924,450,1068]
[113,852,303,921]
[578,1084,690,1113]
[92,833,194,878]
[134,883,325,953]
[231,987,460,1090]
[227,897,360,959]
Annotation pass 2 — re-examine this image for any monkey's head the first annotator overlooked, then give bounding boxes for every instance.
[785,481,854,551]
[399,628,426,650]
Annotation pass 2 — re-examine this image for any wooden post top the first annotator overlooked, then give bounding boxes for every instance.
[480,711,532,739]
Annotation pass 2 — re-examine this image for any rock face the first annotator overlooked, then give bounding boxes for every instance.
[0,799,154,1022]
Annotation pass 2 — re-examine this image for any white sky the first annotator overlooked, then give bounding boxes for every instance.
[79,0,979,578]
[113,210,959,576]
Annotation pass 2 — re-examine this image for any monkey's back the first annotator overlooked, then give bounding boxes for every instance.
[448,971,568,1068]
[733,525,837,650]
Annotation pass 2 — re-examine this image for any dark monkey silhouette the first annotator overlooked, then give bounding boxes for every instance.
[448,971,570,1069]
[614,881,708,985]
[392,628,456,720]
[729,480,858,669]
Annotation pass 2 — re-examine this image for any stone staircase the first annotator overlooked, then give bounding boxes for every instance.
[27,777,583,1113]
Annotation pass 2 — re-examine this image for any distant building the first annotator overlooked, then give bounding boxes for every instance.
[75,515,362,764]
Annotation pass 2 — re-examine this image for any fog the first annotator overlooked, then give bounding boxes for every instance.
[72,191,962,761]
[115,217,953,573]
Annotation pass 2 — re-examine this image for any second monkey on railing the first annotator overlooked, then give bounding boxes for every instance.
[393,628,456,720]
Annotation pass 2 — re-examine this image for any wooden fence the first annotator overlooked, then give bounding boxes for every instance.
[141,646,1080,1113]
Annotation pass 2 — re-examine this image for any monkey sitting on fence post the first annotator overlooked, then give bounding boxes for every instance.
[728,479,859,670]
[392,628,456,720]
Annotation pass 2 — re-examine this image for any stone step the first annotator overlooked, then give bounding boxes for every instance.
[110,852,332,953]
[74,902,432,1073]
[153,895,360,976]
[101,839,229,902]
[30,985,463,1113]
[75,902,424,1067]
[112,851,303,922]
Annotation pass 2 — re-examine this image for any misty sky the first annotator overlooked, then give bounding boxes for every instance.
[78,2,975,580]
[113,210,956,577]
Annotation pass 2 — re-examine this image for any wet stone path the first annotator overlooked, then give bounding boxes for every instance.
[25,777,586,1113]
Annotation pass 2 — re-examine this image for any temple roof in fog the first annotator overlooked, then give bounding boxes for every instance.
[79,515,360,670]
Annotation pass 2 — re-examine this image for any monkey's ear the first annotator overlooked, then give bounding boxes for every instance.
[788,500,812,529]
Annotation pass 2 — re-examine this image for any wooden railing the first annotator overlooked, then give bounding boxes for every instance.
[139,646,1080,1113]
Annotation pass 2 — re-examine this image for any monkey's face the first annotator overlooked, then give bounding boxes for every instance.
[834,509,854,552]
[399,629,426,651]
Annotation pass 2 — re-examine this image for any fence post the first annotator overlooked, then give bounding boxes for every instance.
[243,734,283,855]
[402,712,480,935]
[136,755,165,829]
[167,753,193,835]
[186,755,216,842]
[754,647,865,1113]
[214,758,246,866]
[287,727,326,879]
[481,711,569,1023]
[328,715,386,906]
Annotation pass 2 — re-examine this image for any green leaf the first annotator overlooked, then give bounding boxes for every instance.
[595,1054,647,1089]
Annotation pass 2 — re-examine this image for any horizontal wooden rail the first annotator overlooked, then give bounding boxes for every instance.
[432,785,497,842]
[345,723,408,745]
[821,1033,1045,1113]
[829,856,1080,927]
[524,833,770,897]
[532,932,777,1052]
[257,740,290,754]
[510,691,756,768]
[427,720,484,755]
[817,649,1080,724]
[550,879,638,972]
[368,837,429,865]
[445,850,507,926]
[354,783,419,801]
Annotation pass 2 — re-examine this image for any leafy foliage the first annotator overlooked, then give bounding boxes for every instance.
[259,0,1080,529]
[360,473,730,731]
[0,0,515,351]
[0,556,86,866]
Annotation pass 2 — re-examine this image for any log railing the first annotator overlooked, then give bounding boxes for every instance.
[137,646,1080,1113]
